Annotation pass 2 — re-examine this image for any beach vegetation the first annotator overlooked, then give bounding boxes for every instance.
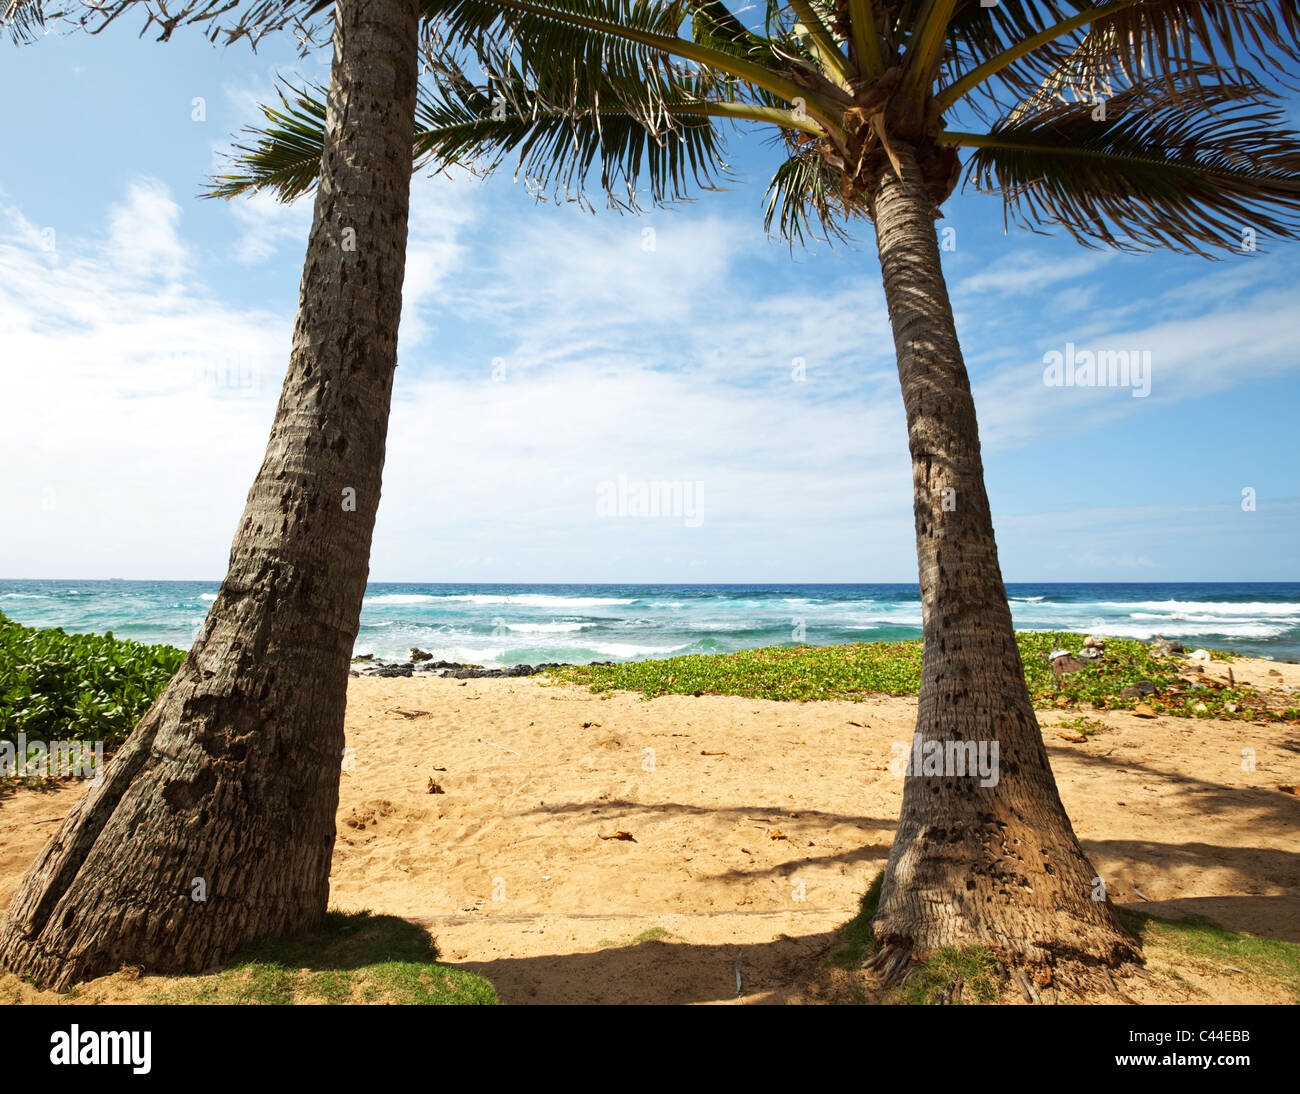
[0,610,184,757]
[555,632,1300,721]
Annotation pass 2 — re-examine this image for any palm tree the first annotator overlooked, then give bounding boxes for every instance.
[220,0,1300,986]
[0,0,424,990]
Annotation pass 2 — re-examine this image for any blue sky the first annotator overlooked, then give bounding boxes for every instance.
[1,16,1297,583]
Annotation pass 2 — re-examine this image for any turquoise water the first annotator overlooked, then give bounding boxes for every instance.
[2,580,1298,666]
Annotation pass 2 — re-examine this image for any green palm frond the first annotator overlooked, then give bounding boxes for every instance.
[415,0,846,133]
[763,146,856,245]
[207,82,331,201]
[188,0,1300,256]
[207,64,732,210]
[689,0,767,59]
[418,59,731,207]
[954,80,1300,256]
[420,0,724,104]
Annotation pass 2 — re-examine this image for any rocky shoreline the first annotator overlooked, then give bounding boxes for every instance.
[349,648,611,680]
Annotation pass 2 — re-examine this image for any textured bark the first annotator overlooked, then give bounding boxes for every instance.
[866,145,1139,972]
[0,0,421,991]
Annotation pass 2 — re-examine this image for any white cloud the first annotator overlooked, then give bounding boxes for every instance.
[106,178,191,281]
[228,189,313,265]
[960,256,1300,451]
[0,182,289,578]
[2,171,1297,583]
[955,249,1113,297]
[396,172,481,349]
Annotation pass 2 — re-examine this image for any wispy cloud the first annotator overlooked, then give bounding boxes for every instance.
[2,169,1297,582]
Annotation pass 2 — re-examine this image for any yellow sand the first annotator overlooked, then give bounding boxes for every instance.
[2,658,1298,1004]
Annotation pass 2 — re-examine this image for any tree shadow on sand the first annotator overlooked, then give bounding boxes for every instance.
[442,925,838,1005]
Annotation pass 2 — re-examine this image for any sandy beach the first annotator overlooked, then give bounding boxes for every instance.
[2,660,1298,1004]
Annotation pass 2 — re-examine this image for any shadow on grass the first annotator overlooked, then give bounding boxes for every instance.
[1117,905,1300,1001]
[447,875,1300,1005]
[145,911,498,1005]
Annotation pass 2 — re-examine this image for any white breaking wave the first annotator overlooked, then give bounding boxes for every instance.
[441,594,636,608]
[505,622,590,633]
[365,593,636,608]
[1051,621,1289,639]
[1010,596,1047,602]
[579,641,693,658]
[0,593,47,599]
[1097,600,1300,617]
[200,593,217,601]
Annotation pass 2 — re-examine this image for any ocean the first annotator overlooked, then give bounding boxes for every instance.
[2,580,1298,666]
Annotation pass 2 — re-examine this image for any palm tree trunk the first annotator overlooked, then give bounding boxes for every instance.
[0,0,421,991]
[865,144,1138,977]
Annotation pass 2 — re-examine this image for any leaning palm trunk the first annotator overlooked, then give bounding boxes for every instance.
[0,0,421,991]
[865,145,1137,977]
[36,0,1300,991]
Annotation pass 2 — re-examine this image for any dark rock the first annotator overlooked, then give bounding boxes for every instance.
[367,658,601,679]
[1119,680,1159,699]
[351,654,375,663]
[409,648,433,662]
[1050,654,1089,678]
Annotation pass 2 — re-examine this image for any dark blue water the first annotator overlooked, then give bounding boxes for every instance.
[2,580,1298,665]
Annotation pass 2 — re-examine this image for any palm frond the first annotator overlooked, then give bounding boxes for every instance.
[208,64,733,210]
[688,0,768,59]
[763,146,857,245]
[2,0,53,43]
[207,81,331,201]
[943,0,1300,122]
[1,0,331,51]
[940,0,1085,118]
[416,0,847,133]
[1086,0,1300,92]
[955,80,1300,255]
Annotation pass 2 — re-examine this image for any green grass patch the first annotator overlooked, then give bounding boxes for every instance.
[827,873,884,969]
[554,641,925,702]
[823,876,1003,1004]
[1118,907,1300,1002]
[0,609,184,762]
[149,910,498,1005]
[552,632,1298,721]
[898,946,1002,1005]
[631,927,676,944]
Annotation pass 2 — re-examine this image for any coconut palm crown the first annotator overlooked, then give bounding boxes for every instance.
[206,0,1300,254]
